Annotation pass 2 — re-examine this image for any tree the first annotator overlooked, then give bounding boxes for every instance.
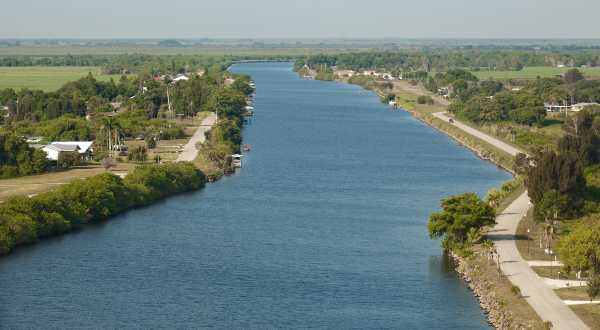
[513,152,530,176]
[565,68,584,84]
[428,192,496,245]
[588,275,600,303]
[526,151,586,213]
[510,285,522,297]
[162,75,174,120]
[99,116,120,157]
[482,239,496,266]
[230,79,253,96]
[536,190,567,224]
[57,152,81,169]
[539,224,555,255]
[559,214,600,275]
[100,157,117,171]
[485,188,501,207]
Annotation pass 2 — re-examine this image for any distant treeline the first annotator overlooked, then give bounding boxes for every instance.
[3,39,600,51]
[0,162,205,255]
[303,50,600,73]
[0,53,295,76]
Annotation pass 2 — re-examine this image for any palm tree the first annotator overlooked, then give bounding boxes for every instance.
[510,285,521,297]
[162,75,174,121]
[540,224,555,254]
[99,116,120,157]
[482,239,496,266]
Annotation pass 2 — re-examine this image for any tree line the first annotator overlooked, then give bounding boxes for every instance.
[0,53,295,76]
[302,50,600,74]
[0,162,205,255]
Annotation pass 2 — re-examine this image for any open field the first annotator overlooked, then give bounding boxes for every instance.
[471,66,600,79]
[0,66,134,91]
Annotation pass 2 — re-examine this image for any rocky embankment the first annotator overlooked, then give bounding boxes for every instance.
[449,251,530,330]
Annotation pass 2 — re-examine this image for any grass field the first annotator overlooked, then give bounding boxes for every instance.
[0,66,134,92]
[471,66,600,79]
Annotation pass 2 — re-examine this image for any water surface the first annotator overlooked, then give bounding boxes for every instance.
[0,62,511,329]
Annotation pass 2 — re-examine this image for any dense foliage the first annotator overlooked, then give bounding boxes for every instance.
[303,50,600,73]
[0,132,50,178]
[0,162,205,255]
[428,192,496,246]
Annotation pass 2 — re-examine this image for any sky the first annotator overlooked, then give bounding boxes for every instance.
[1,0,599,39]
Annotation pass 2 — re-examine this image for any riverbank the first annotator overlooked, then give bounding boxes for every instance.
[299,72,594,329]
[0,162,205,255]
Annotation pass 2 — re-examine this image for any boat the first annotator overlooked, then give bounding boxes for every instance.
[389,100,397,109]
[232,154,242,168]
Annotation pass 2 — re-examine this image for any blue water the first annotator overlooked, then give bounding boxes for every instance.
[0,62,511,329]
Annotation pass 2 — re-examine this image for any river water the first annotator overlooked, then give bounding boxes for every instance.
[0,62,511,329]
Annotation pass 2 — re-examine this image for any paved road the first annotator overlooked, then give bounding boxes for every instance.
[490,193,589,329]
[395,81,589,329]
[392,82,451,106]
[176,114,217,162]
[432,112,525,156]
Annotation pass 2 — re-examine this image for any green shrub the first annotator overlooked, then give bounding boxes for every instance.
[0,162,205,255]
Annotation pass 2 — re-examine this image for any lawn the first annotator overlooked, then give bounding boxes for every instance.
[0,66,134,92]
[470,66,600,79]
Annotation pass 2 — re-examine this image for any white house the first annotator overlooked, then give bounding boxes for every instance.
[572,102,600,112]
[50,141,94,159]
[363,70,377,76]
[380,73,394,80]
[42,144,80,161]
[173,75,189,82]
[26,136,44,143]
[333,70,356,76]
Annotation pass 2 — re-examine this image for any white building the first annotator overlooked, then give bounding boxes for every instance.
[173,75,189,82]
[334,70,356,76]
[572,102,600,112]
[42,144,80,161]
[49,141,94,159]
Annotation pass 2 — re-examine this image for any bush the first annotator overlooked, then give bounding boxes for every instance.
[57,151,81,169]
[417,95,434,105]
[0,162,205,254]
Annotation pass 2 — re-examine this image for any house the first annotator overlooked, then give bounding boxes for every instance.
[173,75,189,82]
[26,136,44,143]
[572,102,600,112]
[48,141,94,160]
[380,73,394,80]
[41,144,80,161]
[333,70,356,76]
[154,77,162,81]
[363,70,377,76]
[544,103,570,112]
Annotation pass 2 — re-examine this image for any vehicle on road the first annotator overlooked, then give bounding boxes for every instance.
[136,135,145,140]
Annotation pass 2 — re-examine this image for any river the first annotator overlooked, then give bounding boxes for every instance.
[0,62,512,329]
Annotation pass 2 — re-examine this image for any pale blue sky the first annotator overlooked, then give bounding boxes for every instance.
[2,0,599,39]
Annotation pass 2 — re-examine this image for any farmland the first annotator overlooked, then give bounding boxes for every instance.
[470,66,600,79]
[0,66,133,91]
